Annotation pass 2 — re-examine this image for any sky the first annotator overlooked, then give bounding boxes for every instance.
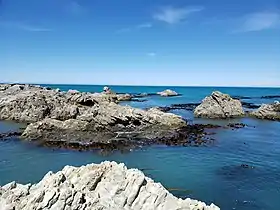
[0,0,280,87]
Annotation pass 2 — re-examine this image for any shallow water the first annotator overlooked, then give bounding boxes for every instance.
[1,85,280,210]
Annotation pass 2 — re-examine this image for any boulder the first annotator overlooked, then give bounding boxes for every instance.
[194,91,245,119]
[250,101,280,121]
[0,161,220,210]
[68,89,80,94]
[116,93,133,101]
[157,89,178,97]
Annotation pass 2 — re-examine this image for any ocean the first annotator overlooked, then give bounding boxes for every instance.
[1,85,280,210]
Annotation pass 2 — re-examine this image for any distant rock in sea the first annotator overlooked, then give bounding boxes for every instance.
[194,91,245,119]
[250,101,280,121]
[157,89,179,97]
[0,161,220,210]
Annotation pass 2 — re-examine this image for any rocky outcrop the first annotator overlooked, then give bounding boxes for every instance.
[194,91,245,119]
[0,84,188,150]
[157,89,179,97]
[0,161,219,210]
[250,101,280,121]
[0,84,183,124]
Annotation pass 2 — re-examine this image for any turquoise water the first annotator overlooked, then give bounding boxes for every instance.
[1,85,280,210]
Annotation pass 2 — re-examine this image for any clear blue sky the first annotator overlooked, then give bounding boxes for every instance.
[1,0,280,86]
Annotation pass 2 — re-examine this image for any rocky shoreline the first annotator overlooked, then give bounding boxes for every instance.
[0,161,220,210]
[0,84,212,152]
[1,84,279,209]
[0,84,278,153]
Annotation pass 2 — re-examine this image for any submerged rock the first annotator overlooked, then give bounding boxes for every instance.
[156,103,201,112]
[0,131,22,140]
[241,102,260,109]
[0,161,219,210]
[250,102,280,121]
[157,89,179,97]
[21,118,220,151]
[194,91,245,119]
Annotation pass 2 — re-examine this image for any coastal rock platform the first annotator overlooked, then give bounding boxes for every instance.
[0,161,219,210]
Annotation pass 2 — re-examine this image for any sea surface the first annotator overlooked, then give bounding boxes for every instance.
[1,85,280,210]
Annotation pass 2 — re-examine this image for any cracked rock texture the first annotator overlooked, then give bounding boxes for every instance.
[194,91,245,119]
[0,84,185,127]
[251,101,280,121]
[0,161,219,210]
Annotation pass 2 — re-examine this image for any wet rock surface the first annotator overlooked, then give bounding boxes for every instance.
[0,131,22,140]
[156,103,200,112]
[233,95,280,100]
[241,102,261,109]
[21,119,224,152]
[250,102,280,121]
[0,161,219,210]
[194,91,245,119]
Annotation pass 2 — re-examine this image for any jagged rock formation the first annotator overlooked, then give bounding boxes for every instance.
[0,161,219,210]
[0,84,184,125]
[194,91,245,119]
[250,101,280,121]
[0,84,187,150]
[157,89,179,97]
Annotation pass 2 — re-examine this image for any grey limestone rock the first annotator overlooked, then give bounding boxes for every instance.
[0,161,220,210]
[250,101,280,121]
[194,91,245,119]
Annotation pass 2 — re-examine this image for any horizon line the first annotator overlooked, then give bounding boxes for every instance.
[1,81,279,88]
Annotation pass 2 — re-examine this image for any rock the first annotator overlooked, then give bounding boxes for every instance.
[116,93,133,101]
[0,131,22,140]
[0,84,188,150]
[194,91,245,119]
[250,102,280,121]
[21,120,220,151]
[240,164,255,169]
[68,89,80,94]
[241,102,260,109]
[156,103,201,112]
[226,123,247,129]
[157,89,179,97]
[261,95,280,99]
[0,161,220,210]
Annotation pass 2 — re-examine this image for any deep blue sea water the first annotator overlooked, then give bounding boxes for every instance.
[1,85,280,210]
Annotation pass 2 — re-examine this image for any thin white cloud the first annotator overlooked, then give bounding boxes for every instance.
[66,1,86,15]
[147,52,156,57]
[0,21,52,32]
[237,11,280,32]
[153,6,204,24]
[136,23,153,29]
[116,23,153,34]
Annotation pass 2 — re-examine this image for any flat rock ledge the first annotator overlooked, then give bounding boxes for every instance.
[0,161,219,210]
[250,101,280,121]
[194,91,245,119]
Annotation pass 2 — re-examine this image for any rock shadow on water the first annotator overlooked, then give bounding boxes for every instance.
[216,164,258,181]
